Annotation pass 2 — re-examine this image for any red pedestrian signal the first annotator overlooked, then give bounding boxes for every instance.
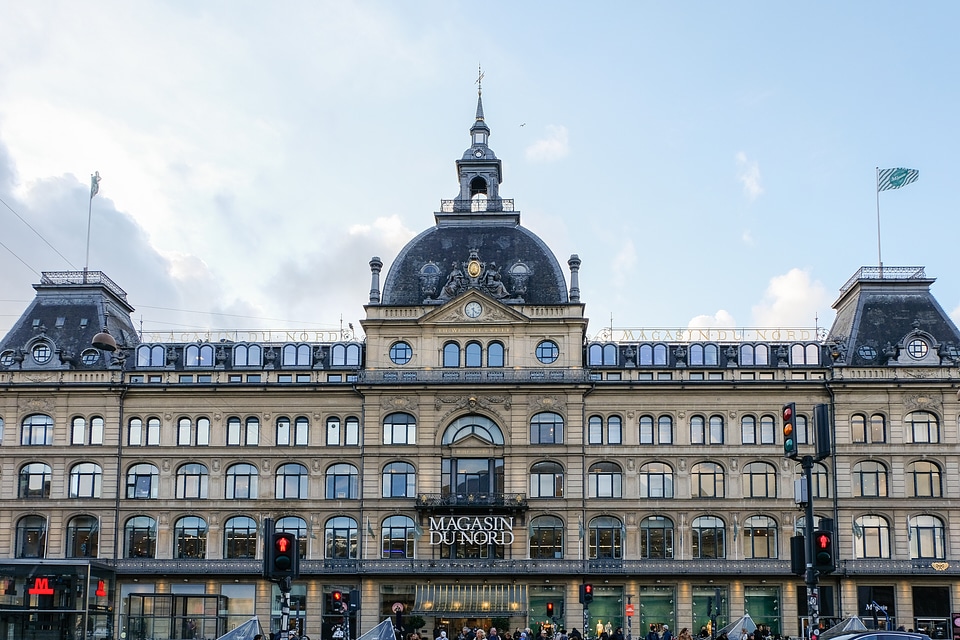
[265,532,299,580]
[813,530,835,574]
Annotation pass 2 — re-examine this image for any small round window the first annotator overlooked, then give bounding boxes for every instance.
[857,345,877,361]
[81,348,101,366]
[536,340,559,364]
[907,339,928,359]
[32,342,52,364]
[0,350,15,366]
[389,341,413,365]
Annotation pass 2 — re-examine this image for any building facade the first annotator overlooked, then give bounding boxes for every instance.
[1,94,960,640]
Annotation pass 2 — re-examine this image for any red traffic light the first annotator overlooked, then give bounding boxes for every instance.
[276,536,290,553]
[547,602,555,616]
[333,590,342,602]
[816,533,830,549]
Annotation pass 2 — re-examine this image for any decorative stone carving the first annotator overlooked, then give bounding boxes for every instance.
[904,393,942,412]
[382,396,418,412]
[434,394,511,423]
[528,395,566,413]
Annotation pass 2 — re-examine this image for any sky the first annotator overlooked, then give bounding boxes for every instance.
[2,1,959,342]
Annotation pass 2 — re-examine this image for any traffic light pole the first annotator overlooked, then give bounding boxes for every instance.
[801,455,819,640]
[280,576,292,640]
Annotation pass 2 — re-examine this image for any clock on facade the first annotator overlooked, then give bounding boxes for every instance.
[465,301,482,318]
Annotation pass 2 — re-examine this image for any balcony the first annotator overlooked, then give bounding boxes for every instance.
[416,492,528,512]
[361,368,590,385]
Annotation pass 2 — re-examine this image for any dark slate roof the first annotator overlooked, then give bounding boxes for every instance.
[380,222,569,306]
[827,266,960,366]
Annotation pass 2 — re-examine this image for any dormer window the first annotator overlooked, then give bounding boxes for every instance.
[907,339,928,359]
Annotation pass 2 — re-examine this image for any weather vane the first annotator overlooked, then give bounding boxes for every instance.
[476,64,484,95]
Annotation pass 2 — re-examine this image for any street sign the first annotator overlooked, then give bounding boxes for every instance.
[626,604,635,617]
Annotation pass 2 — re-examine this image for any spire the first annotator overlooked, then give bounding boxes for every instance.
[475,64,485,122]
[470,65,490,143]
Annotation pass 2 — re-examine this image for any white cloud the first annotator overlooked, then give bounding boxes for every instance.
[688,310,738,329]
[525,125,570,163]
[751,268,830,327]
[736,151,763,201]
[741,229,754,245]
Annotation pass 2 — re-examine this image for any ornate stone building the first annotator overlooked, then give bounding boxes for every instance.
[1,93,959,640]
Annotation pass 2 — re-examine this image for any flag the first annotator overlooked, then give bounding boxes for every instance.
[366,517,375,537]
[877,167,918,192]
[90,171,101,198]
[578,515,584,541]
[413,522,423,538]
[852,519,864,539]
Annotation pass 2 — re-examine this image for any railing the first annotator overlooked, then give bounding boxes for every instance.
[439,199,515,213]
[839,266,926,294]
[41,270,128,300]
[839,558,960,575]
[360,368,590,385]
[416,493,527,509]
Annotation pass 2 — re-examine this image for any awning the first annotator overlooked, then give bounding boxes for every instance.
[412,584,527,616]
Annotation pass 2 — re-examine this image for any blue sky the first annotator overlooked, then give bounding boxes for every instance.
[1,2,958,340]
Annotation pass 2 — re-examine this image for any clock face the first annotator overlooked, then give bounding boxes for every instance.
[465,302,482,318]
[474,148,484,158]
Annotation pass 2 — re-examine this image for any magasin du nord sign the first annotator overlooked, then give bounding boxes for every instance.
[428,516,515,545]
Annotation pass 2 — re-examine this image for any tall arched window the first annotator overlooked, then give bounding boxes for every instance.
[223,516,258,559]
[488,341,505,367]
[530,461,564,498]
[589,462,622,498]
[325,463,359,499]
[465,341,482,367]
[174,516,207,559]
[742,462,777,498]
[909,515,945,560]
[381,515,416,559]
[907,411,940,443]
[69,462,103,498]
[225,463,259,499]
[325,516,359,559]
[382,462,416,498]
[277,416,309,446]
[175,463,209,499]
[21,414,54,445]
[853,461,888,497]
[530,515,564,559]
[443,342,460,367]
[184,344,214,367]
[384,413,416,445]
[692,515,726,559]
[282,344,311,366]
[588,516,623,559]
[742,515,778,558]
[124,516,157,558]
[639,462,674,499]
[19,462,52,498]
[233,344,262,367]
[66,515,99,558]
[531,412,564,444]
[908,460,942,497]
[853,514,890,558]
[16,515,47,558]
[276,463,309,499]
[852,413,886,443]
[136,344,165,367]
[639,516,674,559]
[126,463,159,499]
[691,462,725,498]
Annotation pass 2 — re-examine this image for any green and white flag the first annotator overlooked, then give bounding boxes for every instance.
[877,167,919,192]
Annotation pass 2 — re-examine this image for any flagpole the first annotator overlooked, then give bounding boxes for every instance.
[85,171,100,281]
[875,166,883,277]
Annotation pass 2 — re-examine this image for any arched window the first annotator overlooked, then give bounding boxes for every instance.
[588,344,603,366]
[639,462,674,499]
[184,344,214,367]
[531,412,564,444]
[16,515,47,558]
[233,344,262,367]
[851,413,886,443]
[382,462,416,498]
[907,411,940,443]
[588,415,603,444]
[277,416,309,446]
[443,342,460,367]
[691,415,724,444]
[530,461,564,498]
[72,417,86,444]
[909,515,945,560]
[654,344,668,365]
[384,413,416,445]
[136,344,165,367]
[325,415,360,446]
[325,516,359,559]
[21,414,54,446]
[741,416,757,444]
[175,463,209,499]
[441,414,504,445]
[227,416,259,446]
[530,515,565,559]
[66,515,99,558]
[128,417,160,446]
[225,463,259,499]
[276,516,309,557]
[276,463,309,499]
[127,463,159,499]
[740,344,755,366]
[173,516,207,559]
[326,463,359,500]
[488,341,505,367]
[124,516,157,558]
[795,462,830,498]
[689,344,719,366]
[331,343,361,366]
[588,462,622,498]
[589,516,623,559]
[465,341,482,367]
[282,344,311,366]
[908,460,942,497]
[691,462,725,498]
[19,462,52,498]
[639,516,674,559]
[381,515,416,559]
[853,461,888,497]
[853,514,890,558]
[692,515,726,559]
[742,462,777,498]
[742,515,778,559]
[69,462,103,498]
[223,516,258,559]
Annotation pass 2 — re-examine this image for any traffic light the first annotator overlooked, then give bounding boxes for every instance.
[349,589,360,612]
[783,402,798,459]
[814,403,832,460]
[790,535,806,576]
[579,583,593,605]
[266,531,299,580]
[813,530,835,574]
[547,602,555,617]
[332,590,345,612]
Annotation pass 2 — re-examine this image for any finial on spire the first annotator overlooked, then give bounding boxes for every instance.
[476,64,484,96]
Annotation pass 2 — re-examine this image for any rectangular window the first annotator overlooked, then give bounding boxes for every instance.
[296,374,311,383]
[327,374,343,382]
[247,375,261,383]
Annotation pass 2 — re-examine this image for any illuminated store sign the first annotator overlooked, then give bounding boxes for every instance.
[428,516,515,545]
